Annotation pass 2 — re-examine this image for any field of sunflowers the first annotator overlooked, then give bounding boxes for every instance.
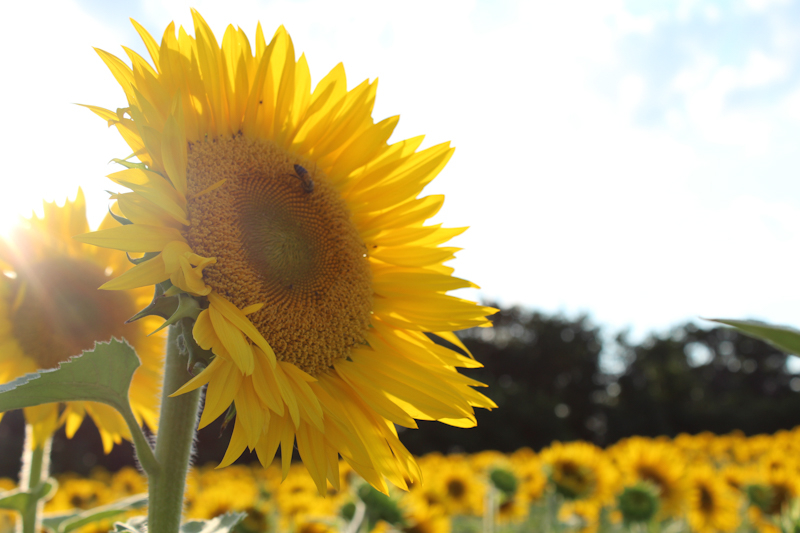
[3,427,800,533]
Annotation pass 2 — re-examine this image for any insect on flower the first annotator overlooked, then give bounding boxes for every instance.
[291,164,314,193]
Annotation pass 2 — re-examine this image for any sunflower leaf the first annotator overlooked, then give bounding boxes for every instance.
[180,512,247,533]
[0,481,54,512]
[58,493,148,533]
[0,488,30,512]
[110,516,147,532]
[707,319,800,356]
[0,338,139,414]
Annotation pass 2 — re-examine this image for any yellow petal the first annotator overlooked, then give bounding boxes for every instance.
[74,224,185,253]
[209,302,255,376]
[99,254,167,290]
[208,293,275,365]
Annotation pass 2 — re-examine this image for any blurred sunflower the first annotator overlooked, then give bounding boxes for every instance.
[0,191,162,450]
[76,10,495,494]
[540,442,614,504]
[110,466,147,496]
[400,491,450,533]
[611,437,687,519]
[686,466,741,533]
[187,479,257,520]
[431,458,485,516]
[558,500,601,533]
[496,495,530,525]
[46,477,111,513]
[510,447,547,501]
[747,466,800,533]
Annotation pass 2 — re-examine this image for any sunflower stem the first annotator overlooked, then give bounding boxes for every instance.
[147,322,202,533]
[119,399,159,478]
[17,425,51,533]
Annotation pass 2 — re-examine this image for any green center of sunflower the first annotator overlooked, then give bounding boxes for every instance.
[9,258,134,370]
[185,135,373,377]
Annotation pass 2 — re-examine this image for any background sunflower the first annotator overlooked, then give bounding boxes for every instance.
[0,190,162,451]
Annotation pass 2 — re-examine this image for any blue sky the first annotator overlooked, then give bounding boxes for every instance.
[1,0,799,340]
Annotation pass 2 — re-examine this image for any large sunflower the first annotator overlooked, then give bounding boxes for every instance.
[0,191,162,451]
[76,11,496,494]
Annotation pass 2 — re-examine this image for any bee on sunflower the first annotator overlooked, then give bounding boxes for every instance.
[76,10,496,495]
[0,191,162,451]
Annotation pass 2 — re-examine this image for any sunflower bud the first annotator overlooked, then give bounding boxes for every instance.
[490,468,518,498]
[617,483,659,525]
[357,484,404,529]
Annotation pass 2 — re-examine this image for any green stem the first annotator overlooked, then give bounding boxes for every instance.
[118,399,159,478]
[18,425,51,533]
[147,321,203,533]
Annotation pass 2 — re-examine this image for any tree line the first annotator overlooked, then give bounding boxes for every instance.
[1,303,797,478]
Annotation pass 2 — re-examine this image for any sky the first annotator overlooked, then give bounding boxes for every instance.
[1,0,799,342]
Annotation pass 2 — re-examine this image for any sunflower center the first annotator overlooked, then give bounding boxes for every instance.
[185,135,372,376]
[446,479,467,499]
[9,258,134,369]
[699,485,714,513]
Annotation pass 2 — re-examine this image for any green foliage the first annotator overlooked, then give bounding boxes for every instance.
[490,468,518,498]
[0,339,139,414]
[340,501,356,521]
[0,481,55,513]
[111,512,246,533]
[709,319,800,357]
[617,483,659,525]
[180,512,248,533]
[41,494,147,533]
[357,483,404,529]
[111,516,146,532]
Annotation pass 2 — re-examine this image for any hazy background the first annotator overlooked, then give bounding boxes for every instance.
[2,0,799,341]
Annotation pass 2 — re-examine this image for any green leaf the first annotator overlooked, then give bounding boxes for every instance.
[42,512,81,533]
[707,319,800,357]
[111,516,147,532]
[180,513,247,533]
[0,481,55,513]
[0,489,31,513]
[43,494,146,533]
[0,339,139,414]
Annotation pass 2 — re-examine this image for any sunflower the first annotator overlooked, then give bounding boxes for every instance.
[540,441,615,504]
[399,491,451,533]
[747,466,800,533]
[686,466,741,533]
[429,457,485,516]
[45,477,111,513]
[186,478,258,520]
[510,448,547,502]
[110,466,147,496]
[558,500,601,533]
[610,437,687,518]
[0,191,162,451]
[76,10,495,494]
